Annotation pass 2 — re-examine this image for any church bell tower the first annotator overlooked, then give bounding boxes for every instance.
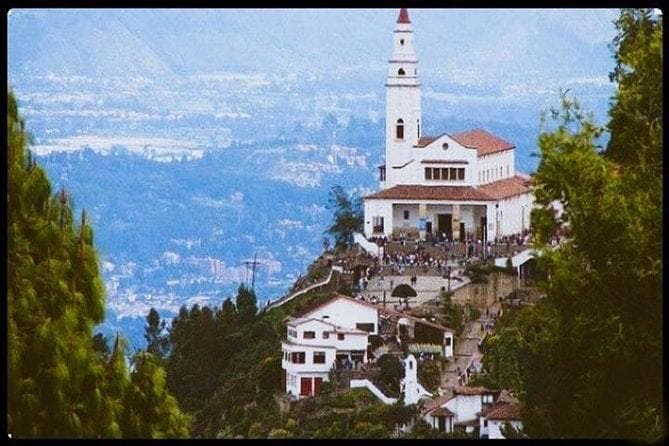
[384,8,422,187]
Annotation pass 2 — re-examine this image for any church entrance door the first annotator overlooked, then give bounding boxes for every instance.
[437,214,452,241]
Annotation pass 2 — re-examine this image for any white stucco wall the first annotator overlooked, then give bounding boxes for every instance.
[288,319,339,346]
[496,192,534,236]
[304,297,379,335]
[445,394,482,423]
[393,203,420,230]
[476,151,515,185]
[364,199,393,237]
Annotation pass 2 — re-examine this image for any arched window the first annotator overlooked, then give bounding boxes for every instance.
[398,68,406,76]
[396,119,404,140]
[400,38,405,46]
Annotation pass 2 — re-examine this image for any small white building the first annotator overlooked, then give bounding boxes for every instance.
[422,386,498,435]
[364,9,535,243]
[479,390,523,439]
[281,295,380,398]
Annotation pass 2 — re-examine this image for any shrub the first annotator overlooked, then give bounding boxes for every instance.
[268,428,292,438]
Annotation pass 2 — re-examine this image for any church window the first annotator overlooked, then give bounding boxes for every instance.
[400,38,405,45]
[373,216,384,233]
[500,166,503,177]
[433,168,441,180]
[415,68,417,75]
[417,119,420,137]
[507,165,510,176]
[442,143,449,150]
[449,168,457,180]
[458,168,465,180]
[442,168,449,179]
[396,119,404,139]
[398,68,406,76]
[478,172,481,183]
[379,165,386,181]
[425,167,432,180]
[404,210,410,220]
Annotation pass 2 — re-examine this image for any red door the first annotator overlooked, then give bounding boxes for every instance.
[300,377,312,396]
[313,377,323,396]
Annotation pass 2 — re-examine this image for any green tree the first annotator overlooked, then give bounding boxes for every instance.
[377,354,405,397]
[7,90,189,438]
[236,284,258,324]
[92,332,111,359]
[520,9,662,439]
[144,308,169,359]
[437,290,463,335]
[417,359,441,392]
[8,90,115,437]
[121,352,190,438]
[605,9,662,176]
[325,185,363,249]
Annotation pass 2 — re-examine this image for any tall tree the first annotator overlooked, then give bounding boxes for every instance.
[236,284,258,324]
[121,352,190,438]
[7,91,189,438]
[325,185,363,249]
[144,308,169,359]
[520,9,662,439]
[8,90,113,437]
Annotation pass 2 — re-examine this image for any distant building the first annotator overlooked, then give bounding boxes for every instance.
[281,294,454,399]
[422,386,523,438]
[364,9,535,243]
[479,389,523,439]
[281,295,379,398]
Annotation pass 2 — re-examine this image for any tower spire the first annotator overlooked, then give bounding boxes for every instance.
[397,8,411,24]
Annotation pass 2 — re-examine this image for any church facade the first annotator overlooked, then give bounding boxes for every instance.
[363,9,534,243]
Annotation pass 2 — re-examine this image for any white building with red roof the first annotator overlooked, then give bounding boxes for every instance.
[364,9,535,243]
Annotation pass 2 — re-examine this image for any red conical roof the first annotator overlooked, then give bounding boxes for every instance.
[397,8,411,24]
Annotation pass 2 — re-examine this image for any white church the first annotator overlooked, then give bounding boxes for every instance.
[364,9,534,244]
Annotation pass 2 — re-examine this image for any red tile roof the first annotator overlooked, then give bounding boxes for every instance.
[415,135,439,148]
[430,407,455,417]
[421,393,455,414]
[364,175,531,202]
[397,8,411,24]
[453,386,489,396]
[365,185,492,201]
[384,311,455,333]
[478,175,531,200]
[451,129,515,156]
[485,402,522,420]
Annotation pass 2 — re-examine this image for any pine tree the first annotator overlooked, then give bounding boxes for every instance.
[8,90,190,438]
[326,185,363,249]
[236,284,258,324]
[121,352,190,438]
[144,308,169,359]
